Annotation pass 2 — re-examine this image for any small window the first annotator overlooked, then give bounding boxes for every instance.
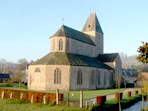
[54,68,61,84]
[104,72,106,85]
[66,39,69,51]
[52,39,55,51]
[97,70,100,85]
[59,39,63,50]
[35,67,41,72]
[109,73,113,85]
[77,69,82,85]
[91,70,95,85]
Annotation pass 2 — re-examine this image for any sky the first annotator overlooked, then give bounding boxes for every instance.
[0,0,148,62]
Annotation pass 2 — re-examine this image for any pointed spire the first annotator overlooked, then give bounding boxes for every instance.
[82,13,103,34]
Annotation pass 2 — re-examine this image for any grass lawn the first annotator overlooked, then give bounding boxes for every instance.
[0,99,88,111]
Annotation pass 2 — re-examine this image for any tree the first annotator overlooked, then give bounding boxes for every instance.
[10,59,29,87]
[137,42,148,63]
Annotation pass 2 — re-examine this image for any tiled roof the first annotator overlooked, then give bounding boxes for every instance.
[97,53,119,62]
[32,52,113,70]
[51,25,95,46]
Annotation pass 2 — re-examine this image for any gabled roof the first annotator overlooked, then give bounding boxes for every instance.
[0,74,10,78]
[51,25,95,46]
[97,53,119,62]
[32,52,113,70]
[82,13,103,34]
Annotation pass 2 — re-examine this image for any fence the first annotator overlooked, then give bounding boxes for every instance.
[58,90,96,108]
[0,88,63,104]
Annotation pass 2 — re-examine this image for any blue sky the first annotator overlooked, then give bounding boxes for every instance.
[0,0,148,62]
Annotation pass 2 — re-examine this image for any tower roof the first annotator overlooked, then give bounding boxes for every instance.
[82,13,103,34]
[51,25,95,45]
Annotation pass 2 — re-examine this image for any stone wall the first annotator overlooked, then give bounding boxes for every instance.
[49,35,103,58]
[28,65,47,90]
[28,65,113,91]
[45,65,70,90]
[69,66,113,90]
[83,31,104,55]
[50,36,97,57]
[28,65,70,91]
[114,55,122,76]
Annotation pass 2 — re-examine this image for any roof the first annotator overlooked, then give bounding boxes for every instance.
[32,52,113,70]
[137,72,148,81]
[97,53,119,62]
[0,74,10,78]
[51,25,95,46]
[82,13,103,34]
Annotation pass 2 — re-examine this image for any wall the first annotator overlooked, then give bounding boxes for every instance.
[28,65,47,90]
[45,65,70,90]
[50,36,97,57]
[69,66,112,90]
[28,65,70,91]
[83,31,104,55]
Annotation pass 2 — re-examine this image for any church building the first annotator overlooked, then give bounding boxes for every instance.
[27,13,122,90]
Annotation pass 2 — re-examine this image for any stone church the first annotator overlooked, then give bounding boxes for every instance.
[28,13,122,91]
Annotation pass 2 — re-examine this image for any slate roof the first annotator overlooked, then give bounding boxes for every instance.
[97,53,119,62]
[32,52,113,70]
[0,74,10,78]
[51,25,95,46]
[82,13,103,34]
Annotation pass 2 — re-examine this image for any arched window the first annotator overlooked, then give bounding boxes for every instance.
[35,67,41,72]
[109,73,113,85]
[54,68,61,84]
[59,39,63,50]
[52,39,55,51]
[104,72,106,85]
[97,70,100,85]
[91,70,95,85]
[66,39,69,51]
[77,69,82,85]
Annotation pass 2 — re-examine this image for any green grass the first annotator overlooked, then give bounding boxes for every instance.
[0,99,87,111]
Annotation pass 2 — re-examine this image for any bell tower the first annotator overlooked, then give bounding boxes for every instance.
[82,13,104,55]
